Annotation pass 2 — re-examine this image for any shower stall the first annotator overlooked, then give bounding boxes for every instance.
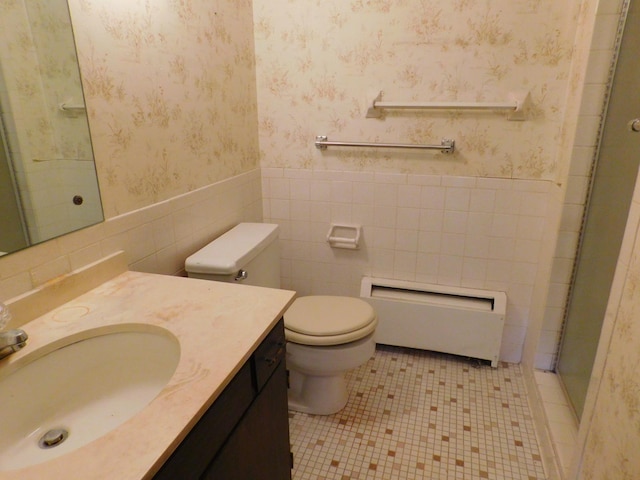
[556,0,640,420]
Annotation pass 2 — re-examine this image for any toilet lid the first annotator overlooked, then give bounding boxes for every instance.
[284,296,376,336]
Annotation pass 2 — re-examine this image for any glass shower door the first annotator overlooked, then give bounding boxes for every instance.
[556,0,640,420]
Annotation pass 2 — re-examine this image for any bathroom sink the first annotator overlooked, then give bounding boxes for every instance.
[0,326,180,471]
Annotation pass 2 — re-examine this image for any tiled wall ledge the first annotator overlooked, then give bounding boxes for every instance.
[534,370,579,478]
[0,169,262,302]
[523,367,564,480]
[263,168,553,363]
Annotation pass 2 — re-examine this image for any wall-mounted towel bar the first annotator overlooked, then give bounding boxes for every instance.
[315,136,455,154]
[366,91,530,121]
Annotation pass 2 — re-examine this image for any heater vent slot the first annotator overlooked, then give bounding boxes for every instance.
[370,285,495,312]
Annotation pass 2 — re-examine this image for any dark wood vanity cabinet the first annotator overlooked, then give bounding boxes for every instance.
[154,319,291,480]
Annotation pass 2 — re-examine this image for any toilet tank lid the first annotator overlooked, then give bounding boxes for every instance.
[185,223,279,275]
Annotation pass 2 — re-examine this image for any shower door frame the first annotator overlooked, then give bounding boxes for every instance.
[555,0,635,420]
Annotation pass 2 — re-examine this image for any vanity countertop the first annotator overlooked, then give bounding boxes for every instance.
[0,270,295,479]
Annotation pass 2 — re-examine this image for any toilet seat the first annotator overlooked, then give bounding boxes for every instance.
[284,296,377,346]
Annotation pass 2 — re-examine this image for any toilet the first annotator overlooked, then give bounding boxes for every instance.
[185,223,377,415]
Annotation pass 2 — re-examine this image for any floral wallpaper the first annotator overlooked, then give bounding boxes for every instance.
[67,0,260,217]
[580,219,640,479]
[253,0,578,181]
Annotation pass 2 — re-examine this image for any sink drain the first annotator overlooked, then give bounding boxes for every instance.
[38,428,69,449]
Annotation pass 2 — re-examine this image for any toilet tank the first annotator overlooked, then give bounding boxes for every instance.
[185,223,281,288]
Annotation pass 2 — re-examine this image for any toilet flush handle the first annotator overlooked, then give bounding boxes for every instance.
[234,269,248,282]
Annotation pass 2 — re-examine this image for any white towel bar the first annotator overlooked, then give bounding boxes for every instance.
[366,91,530,121]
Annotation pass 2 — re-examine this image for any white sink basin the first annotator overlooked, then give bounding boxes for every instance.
[0,326,180,471]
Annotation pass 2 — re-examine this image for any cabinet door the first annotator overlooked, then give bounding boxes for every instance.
[202,360,291,480]
[153,364,254,480]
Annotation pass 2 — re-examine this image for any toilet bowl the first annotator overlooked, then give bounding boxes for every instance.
[184,223,378,415]
[284,296,377,414]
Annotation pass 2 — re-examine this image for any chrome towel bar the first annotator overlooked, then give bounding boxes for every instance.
[314,136,455,154]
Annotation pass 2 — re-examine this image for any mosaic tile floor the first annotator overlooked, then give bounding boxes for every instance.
[289,346,546,480]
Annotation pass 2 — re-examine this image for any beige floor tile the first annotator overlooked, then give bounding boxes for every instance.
[290,346,547,480]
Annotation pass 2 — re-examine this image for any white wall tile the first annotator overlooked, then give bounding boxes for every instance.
[442,176,476,188]
[520,192,549,217]
[569,146,596,176]
[550,257,574,284]
[419,210,444,232]
[396,207,420,230]
[420,186,446,209]
[262,167,284,178]
[269,199,290,219]
[152,215,176,251]
[415,253,439,282]
[353,182,375,204]
[408,174,441,186]
[309,202,331,223]
[489,237,515,261]
[374,183,398,206]
[486,260,512,284]
[462,257,487,282]
[262,169,554,362]
[559,204,584,231]
[352,204,374,226]
[270,177,290,199]
[542,305,564,332]
[310,180,332,201]
[284,168,312,179]
[443,211,468,234]
[371,227,396,249]
[467,212,493,236]
[373,205,396,228]
[564,175,590,205]
[516,216,545,241]
[470,189,496,213]
[585,48,616,84]
[290,178,310,200]
[395,229,419,252]
[437,255,463,284]
[371,248,395,276]
[290,200,310,221]
[445,188,471,211]
[332,181,353,203]
[330,203,352,222]
[341,171,375,183]
[440,233,465,256]
[375,172,407,184]
[477,177,509,190]
[398,184,422,208]
[393,251,417,279]
[418,230,441,254]
[492,214,519,238]
[464,235,490,259]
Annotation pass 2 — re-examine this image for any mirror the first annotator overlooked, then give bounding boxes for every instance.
[0,0,103,257]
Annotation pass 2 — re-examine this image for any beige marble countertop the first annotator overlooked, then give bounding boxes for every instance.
[0,268,295,479]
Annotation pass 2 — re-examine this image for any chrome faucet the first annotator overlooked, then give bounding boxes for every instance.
[0,329,28,360]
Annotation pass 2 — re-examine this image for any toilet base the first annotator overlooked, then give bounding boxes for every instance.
[285,333,376,415]
[287,369,348,415]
